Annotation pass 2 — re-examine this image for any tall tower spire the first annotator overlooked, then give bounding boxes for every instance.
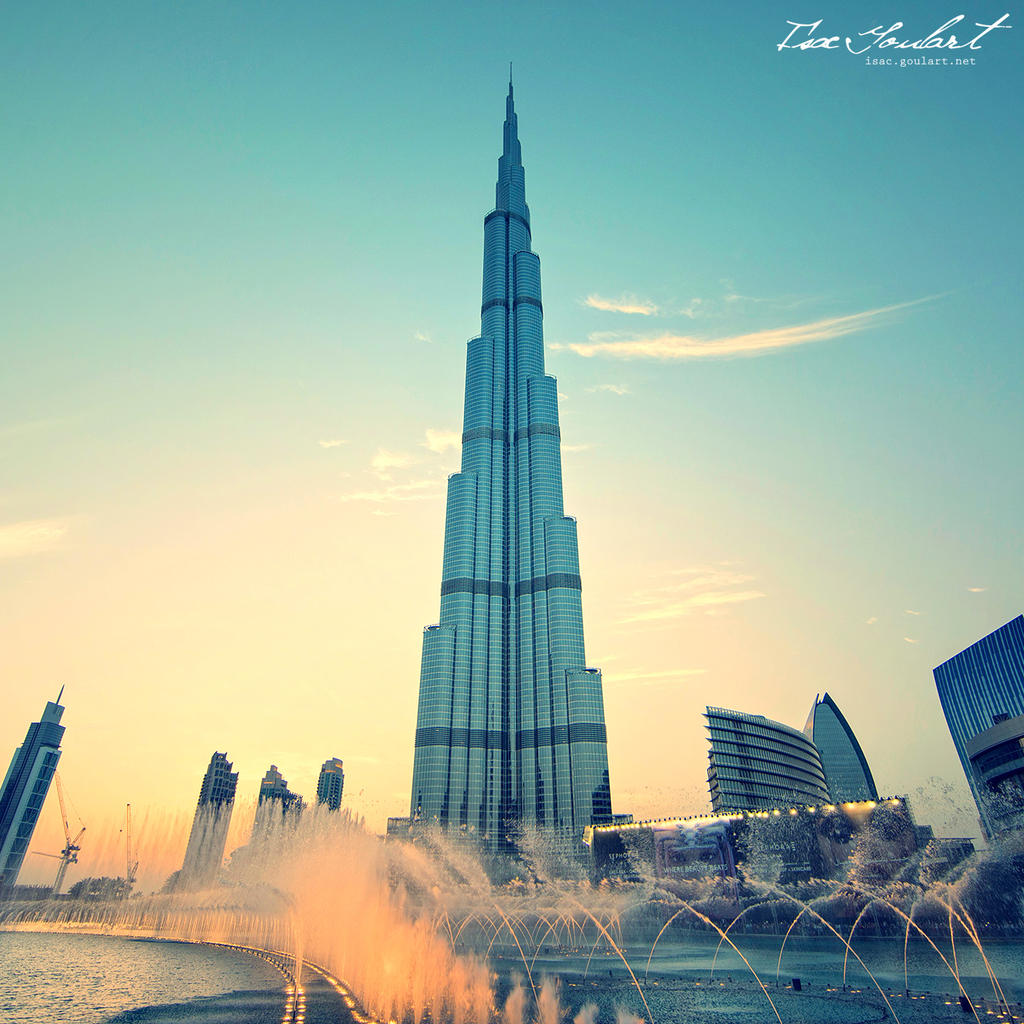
[409,85,612,850]
[497,76,526,217]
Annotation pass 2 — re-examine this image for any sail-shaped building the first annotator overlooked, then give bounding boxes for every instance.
[409,81,612,849]
[803,692,878,804]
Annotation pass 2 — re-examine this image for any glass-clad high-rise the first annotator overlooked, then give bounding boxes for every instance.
[179,751,237,889]
[803,692,878,803]
[934,614,1024,836]
[0,693,65,892]
[409,81,612,847]
[317,757,345,811]
[251,764,303,839]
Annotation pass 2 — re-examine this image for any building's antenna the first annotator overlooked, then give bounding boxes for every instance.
[56,684,65,704]
[509,61,513,86]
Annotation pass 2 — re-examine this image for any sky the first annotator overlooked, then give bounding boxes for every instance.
[2,1,1022,890]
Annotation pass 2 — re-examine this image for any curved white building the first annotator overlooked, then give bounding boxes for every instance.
[705,706,829,813]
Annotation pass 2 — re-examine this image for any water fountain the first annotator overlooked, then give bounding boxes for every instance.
[2,799,1023,1024]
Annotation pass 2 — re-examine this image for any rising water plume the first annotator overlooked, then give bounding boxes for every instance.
[4,800,1024,1023]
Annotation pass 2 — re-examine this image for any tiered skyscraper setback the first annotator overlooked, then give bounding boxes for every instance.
[803,692,878,803]
[410,81,612,848]
[317,757,345,811]
[0,693,65,892]
[934,614,1024,836]
[179,751,238,889]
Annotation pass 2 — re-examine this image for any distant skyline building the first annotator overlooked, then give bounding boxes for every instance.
[934,614,1024,836]
[803,692,878,803]
[0,692,65,892]
[408,80,612,848]
[258,764,302,810]
[705,706,830,814]
[179,751,238,889]
[251,765,303,838]
[316,757,345,811]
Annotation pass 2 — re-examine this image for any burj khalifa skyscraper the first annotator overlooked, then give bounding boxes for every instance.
[409,80,612,849]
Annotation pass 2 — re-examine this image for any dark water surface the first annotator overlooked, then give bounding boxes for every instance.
[503,935,1024,1023]
[3,929,1023,1024]
[524,933,1024,999]
[0,932,283,1024]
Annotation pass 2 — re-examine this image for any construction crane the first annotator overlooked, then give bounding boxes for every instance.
[124,803,139,896]
[31,771,85,896]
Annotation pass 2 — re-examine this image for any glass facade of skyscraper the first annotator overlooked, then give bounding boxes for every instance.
[409,82,612,847]
[180,751,237,889]
[252,764,303,838]
[934,614,1024,836]
[0,695,65,891]
[705,706,830,813]
[803,692,878,803]
[317,757,345,811]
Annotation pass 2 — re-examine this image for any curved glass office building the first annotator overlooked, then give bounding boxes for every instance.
[804,692,878,803]
[706,706,829,813]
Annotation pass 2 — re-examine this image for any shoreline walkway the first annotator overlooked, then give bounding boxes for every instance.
[103,941,374,1024]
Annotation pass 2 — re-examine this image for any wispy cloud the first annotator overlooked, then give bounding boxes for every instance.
[559,298,931,361]
[678,298,703,319]
[611,668,708,686]
[967,586,987,593]
[413,330,432,343]
[339,479,440,504]
[0,518,71,560]
[621,564,765,624]
[658,568,757,592]
[422,428,460,454]
[370,448,417,480]
[561,443,593,454]
[866,616,879,625]
[904,636,918,644]
[585,294,659,316]
[905,609,922,616]
[318,438,348,449]
[586,383,631,396]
